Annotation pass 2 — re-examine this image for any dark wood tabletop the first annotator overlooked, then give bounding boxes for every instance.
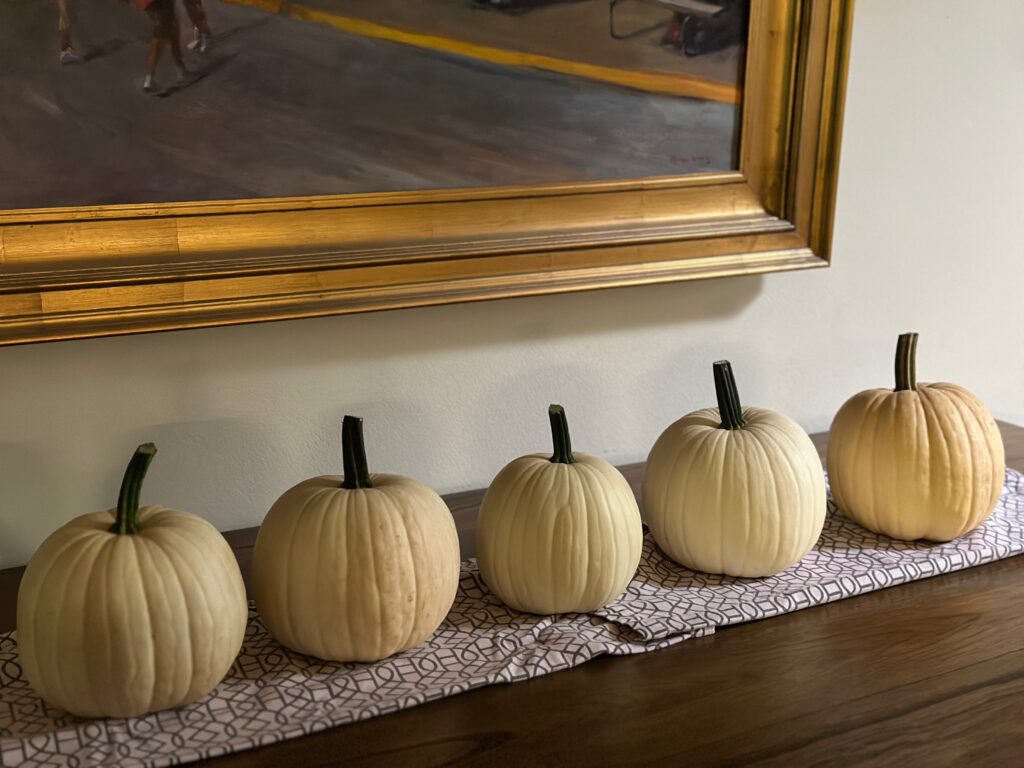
[2,423,1022,767]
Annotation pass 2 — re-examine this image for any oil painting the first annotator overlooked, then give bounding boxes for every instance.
[1,0,748,209]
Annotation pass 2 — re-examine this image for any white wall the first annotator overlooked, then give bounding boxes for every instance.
[1,0,1022,567]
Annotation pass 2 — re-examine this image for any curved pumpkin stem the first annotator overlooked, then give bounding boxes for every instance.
[548,404,576,464]
[111,443,157,535]
[894,332,919,391]
[341,415,373,489]
[714,360,747,430]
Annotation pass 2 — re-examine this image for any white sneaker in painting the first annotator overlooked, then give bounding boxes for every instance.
[187,29,212,54]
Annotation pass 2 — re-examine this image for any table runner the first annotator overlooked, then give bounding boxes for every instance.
[2,469,1022,767]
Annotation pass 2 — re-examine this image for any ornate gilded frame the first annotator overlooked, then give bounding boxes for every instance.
[0,0,853,345]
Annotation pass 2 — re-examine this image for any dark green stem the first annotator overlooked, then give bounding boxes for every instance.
[341,415,373,489]
[548,404,575,464]
[111,443,157,535]
[894,332,918,391]
[713,360,747,430]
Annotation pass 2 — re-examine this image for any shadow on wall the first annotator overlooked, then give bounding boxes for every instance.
[284,273,765,368]
[0,443,61,564]
[121,418,285,525]
[125,405,442,516]
[0,276,764,567]
[0,273,765,389]
[35,274,765,375]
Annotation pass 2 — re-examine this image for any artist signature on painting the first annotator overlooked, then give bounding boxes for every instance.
[672,155,714,167]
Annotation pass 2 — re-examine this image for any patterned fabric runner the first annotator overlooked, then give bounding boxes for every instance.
[2,470,1022,767]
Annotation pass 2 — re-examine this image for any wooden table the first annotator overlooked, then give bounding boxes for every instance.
[2,423,1022,766]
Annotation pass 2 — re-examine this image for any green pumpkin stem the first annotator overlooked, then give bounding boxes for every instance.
[111,443,157,535]
[714,360,747,430]
[894,332,919,391]
[548,404,576,464]
[341,415,373,489]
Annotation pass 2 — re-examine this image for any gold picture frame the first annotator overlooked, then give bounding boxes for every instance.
[0,0,853,346]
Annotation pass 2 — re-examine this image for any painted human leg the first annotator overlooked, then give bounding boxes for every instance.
[183,0,213,53]
[57,0,82,64]
[142,0,187,93]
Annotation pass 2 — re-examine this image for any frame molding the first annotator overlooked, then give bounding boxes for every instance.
[0,0,853,345]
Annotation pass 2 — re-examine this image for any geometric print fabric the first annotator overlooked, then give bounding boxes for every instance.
[2,469,1022,767]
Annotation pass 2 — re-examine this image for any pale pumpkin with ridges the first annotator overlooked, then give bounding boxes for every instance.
[827,333,1005,541]
[644,361,826,577]
[252,416,460,662]
[476,405,643,615]
[17,444,248,719]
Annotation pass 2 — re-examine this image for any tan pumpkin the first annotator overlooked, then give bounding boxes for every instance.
[828,333,1005,541]
[17,444,248,719]
[475,405,643,615]
[643,361,826,577]
[252,416,460,662]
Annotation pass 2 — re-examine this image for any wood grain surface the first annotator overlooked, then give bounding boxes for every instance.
[1,422,1021,767]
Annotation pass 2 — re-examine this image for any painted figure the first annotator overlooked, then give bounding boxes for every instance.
[57,0,82,64]
[663,0,745,56]
[130,0,212,93]
[134,0,190,94]
[185,0,214,54]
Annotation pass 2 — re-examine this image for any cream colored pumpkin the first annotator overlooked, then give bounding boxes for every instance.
[252,416,460,662]
[828,333,1005,541]
[644,361,826,577]
[476,405,643,615]
[17,444,248,719]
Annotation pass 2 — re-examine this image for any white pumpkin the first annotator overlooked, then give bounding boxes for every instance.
[17,444,248,719]
[252,416,460,662]
[475,405,643,615]
[828,333,1005,541]
[644,361,826,577]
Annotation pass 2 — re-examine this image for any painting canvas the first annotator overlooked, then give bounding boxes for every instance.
[1,0,748,210]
